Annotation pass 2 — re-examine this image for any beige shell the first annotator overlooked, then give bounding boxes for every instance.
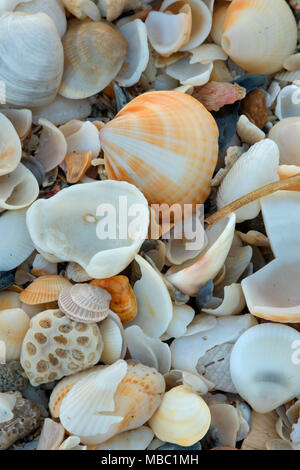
[149,385,211,446]
[58,283,111,323]
[269,117,300,166]
[36,418,65,450]
[59,119,101,158]
[19,275,72,305]
[0,113,22,176]
[59,20,128,99]
[0,163,39,211]
[35,119,67,172]
[66,262,92,283]
[236,115,265,145]
[97,0,140,22]
[0,291,21,311]
[62,0,101,20]
[0,12,64,107]
[95,426,154,450]
[99,311,126,365]
[0,308,30,361]
[1,109,32,141]
[241,411,278,450]
[20,309,103,386]
[31,254,57,277]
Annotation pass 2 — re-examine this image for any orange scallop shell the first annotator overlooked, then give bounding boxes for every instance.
[19,275,72,305]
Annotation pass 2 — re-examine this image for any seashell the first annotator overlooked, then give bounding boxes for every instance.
[66,262,92,283]
[145,6,192,57]
[166,213,236,296]
[164,369,214,394]
[0,0,31,12]
[142,240,166,272]
[95,426,154,450]
[230,323,300,413]
[0,392,17,424]
[0,12,64,107]
[286,400,300,425]
[211,0,230,46]
[127,255,173,338]
[216,140,280,223]
[278,165,300,191]
[166,58,213,86]
[241,410,278,450]
[31,254,57,277]
[21,156,45,187]
[236,115,265,145]
[59,360,165,444]
[62,0,100,20]
[193,81,246,112]
[291,418,300,450]
[275,85,300,120]
[26,181,149,278]
[15,0,67,37]
[0,163,39,211]
[99,91,219,210]
[58,436,84,450]
[208,404,240,447]
[97,0,140,22]
[0,291,21,310]
[153,73,179,90]
[197,342,236,393]
[275,70,300,82]
[0,209,34,271]
[58,283,111,323]
[155,52,188,69]
[283,53,300,72]
[165,304,195,339]
[269,117,300,167]
[221,0,297,74]
[99,311,126,365]
[0,113,22,176]
[59,20,128,99]
[183,313,217,337]
[1,109,32,141]
[116,19,149,87]
[149,385,211,446]
[161,0,212,51]
[90,276,137,323]
[35,119,67,173]
[59,120,100,159]
[190,44,227,64]
[20,275,71,305]
[125,325,171,374]
[65,151,92,184]
[36,418,65,450]
[266,438,296,451]
[32,97,91,129]
[171,314,257,374]
[0,308,30,361]
[210,60,233,83]
[202,284,246,317]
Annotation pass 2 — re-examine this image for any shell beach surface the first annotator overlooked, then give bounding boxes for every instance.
[2,0,300,454]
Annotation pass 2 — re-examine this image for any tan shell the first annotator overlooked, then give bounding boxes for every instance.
[58,283,111,323]
[59,20,128,99]
[241,411,278,450]
[0,308,30,361]
[62,0,101,20]
[19,275,72,305]
[65,151,92,183]
[98,0,140,22]
[1,109,32,141]
[37,418,65,450]
[0,113,22,176]
[20,309,103,386]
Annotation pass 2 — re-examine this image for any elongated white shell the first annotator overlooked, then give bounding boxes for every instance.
[236,115,265,145]
[15,0,67,37]
[0,113,22,176]
[0,12,64,107]
[0,308,30,361]
[36,119,67,172]
[230,323,300,413]
[190,43,227,64]
[0,163,39,211]
[26,181,149,278]
[216,139,280,223]
[165,304,195,338]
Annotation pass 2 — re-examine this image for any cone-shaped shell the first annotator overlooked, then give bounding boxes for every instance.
[149,385,211,446]
[100,91,218,210]
[19,275,71,305]
[230,323,300,413]
[59,20,128,99]
[221,0,297,74]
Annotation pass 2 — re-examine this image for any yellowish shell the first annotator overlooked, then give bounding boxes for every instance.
[221,0,297,74]
[0,308,30,361]
[100,91,218,211]
[19,275,72,305]
[149,385,211,446]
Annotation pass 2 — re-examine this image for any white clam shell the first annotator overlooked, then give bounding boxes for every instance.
[0,112,22,176]
[26,181,149,278]
[32,96,92,126]
[0,208,34,271]
[189,43,227,64]
[268,117,300,165]
[166,213,236,296]
[125,325,171,374]
[117,19,149,87]
[128,255,173,338]
[36,119,67,172]
[216,139,280,223]
[230,323,300,413]
[99,311,126,365]
[15,0,67,37]
[202,284,246,317]
[1,109,32,140]
[0,12,64,107]
[165,304,195,339]
[95,427,154,450]
[0,392,17,424]
[236,115,265,145]
[59,120,101,158]
[0,163,39,211]
[275,85,300,120]
[166,57,213,86]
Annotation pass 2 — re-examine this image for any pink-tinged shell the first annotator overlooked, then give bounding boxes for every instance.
[100,91,218,209]
[19,275,72,305]
[193,82,246,112]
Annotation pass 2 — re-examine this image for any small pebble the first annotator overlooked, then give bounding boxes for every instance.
[239,89,268,129]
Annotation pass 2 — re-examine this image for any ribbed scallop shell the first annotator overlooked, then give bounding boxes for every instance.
[19,275,71,305]
[99,91,218,208]
[221,0,297,74]
[58,283,111,323]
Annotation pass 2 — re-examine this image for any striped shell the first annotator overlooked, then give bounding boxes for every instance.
[100,91,218,209]
[19,275,71,305]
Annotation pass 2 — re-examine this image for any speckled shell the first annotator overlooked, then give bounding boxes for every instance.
[100,91,218,209]
[221,0,297,74]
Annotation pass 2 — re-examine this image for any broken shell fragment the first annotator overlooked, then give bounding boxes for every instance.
[36,418,65,450]
[59,120,101,159]
[97,0,140,22]
[35,119,67,173]
[95,426,154,450]
[0,308,30,361]
[236,115,265,145]
[202,284,246,317]
[15,0,67,37]
[193,82,246,112]
[166,58,213,86]
[275,85,300,120]
[65,151,92,184]
[0,392,17,424]
[0,163,39,211]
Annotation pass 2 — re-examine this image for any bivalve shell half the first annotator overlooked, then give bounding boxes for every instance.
[100,91,218,211]
[149,385,211,446]
[0,113,22,176]
[19,275,71,305]
[35,119,67,172]
[1,109,32,141]
[221,0,297,74]
[0,308,30,361]
[15,0,67,37]
[269,117,300,166]
[99,311,126,365]
[32,96,92,126]
[0,163,39,211]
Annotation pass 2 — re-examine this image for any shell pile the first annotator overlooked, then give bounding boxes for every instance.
[1,0,300,453]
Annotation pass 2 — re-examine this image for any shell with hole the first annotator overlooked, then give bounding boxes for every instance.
[216,139,280,223]
[221,0,297,74]
[165,213,236,296]
[15,0,67,37]
[0,12,64,107]
[19,275,71,305]
[0,113,22,177]
[99,91,219,213]
[90,276,137,323]
[0,163,39,211]
[59,360,165,445]
[0,308,30,361]
[230,323,300,413]
[59,20,128,99]
[26,181,149,279]
[149,385,211,446]
[268,117,300,166]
